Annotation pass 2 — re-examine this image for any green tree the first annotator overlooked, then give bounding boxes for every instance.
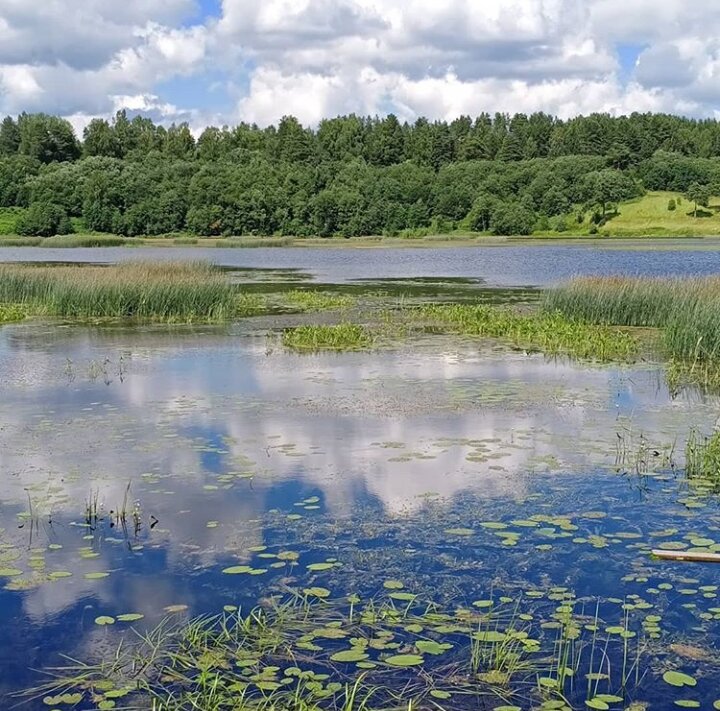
[491,202,535,236]
[0,117,20,155]
[18,114,80,163]
[16,202,74,236]
[686,182,711,217]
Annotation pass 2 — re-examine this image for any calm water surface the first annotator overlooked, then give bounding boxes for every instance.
[1,321,720,708]
[3,243,720,285]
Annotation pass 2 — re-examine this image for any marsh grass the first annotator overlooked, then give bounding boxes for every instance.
[25,588,649,711]
[686,430,720,481]
[545,276,720,363]
[283,291,355,312]
[0,236,42,246]
[0,262,236,322]
[282,324,374,352]
[0,303,27,323]
[216,237,295,248]
[415,304,638,361]
[42,234,131,247]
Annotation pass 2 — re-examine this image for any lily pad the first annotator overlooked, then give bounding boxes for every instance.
[385,654,424,667]
[330,649,369,663]
[663,671,697,688]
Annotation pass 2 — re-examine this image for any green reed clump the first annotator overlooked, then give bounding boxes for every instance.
[686,429,720,480]
[42,234,130,247]
[0,262,236,322]
[0,303,27,323]
[416,304,637,361]
[216,237,295,248]
[0,236,42,246]
[282,324,374,352]
[545,276,720,362]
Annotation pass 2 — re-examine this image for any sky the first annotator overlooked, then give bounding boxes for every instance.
[0,0,716,133]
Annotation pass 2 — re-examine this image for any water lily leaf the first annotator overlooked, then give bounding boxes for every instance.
[307,563,335,571]
[164,604,188,614]
[444,528,474,536]
[663,671,697,687]
[674,702,700,708]
[586,700,609,710]
[385,654,424,667]
[116,613,144,622]
[430,690,452,700]
[84,572,110,580]
[383,580,404,590]
[416,640,452,655]
[390,592,416,602]
[0,568,22,577]
[330,649,369,663]
[95,616,115,626]
[303,587,331,599]
[222,566,253,575]
[48,571,73,579]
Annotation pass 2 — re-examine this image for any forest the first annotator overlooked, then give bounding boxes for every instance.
[3,110,720,237]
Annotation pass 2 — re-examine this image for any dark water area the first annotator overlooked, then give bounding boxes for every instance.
[3,242,720,286]
[2,322,720,708]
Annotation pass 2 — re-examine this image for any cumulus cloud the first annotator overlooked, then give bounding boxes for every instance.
[0,0,716,129]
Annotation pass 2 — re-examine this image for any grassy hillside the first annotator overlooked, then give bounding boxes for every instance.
[602,191,720,237]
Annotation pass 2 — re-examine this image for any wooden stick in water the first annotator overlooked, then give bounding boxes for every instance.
[652,549,720,563]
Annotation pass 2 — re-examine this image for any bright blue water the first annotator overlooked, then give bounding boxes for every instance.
[1,324,720,708]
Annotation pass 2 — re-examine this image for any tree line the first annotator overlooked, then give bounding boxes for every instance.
[4,110,720,237]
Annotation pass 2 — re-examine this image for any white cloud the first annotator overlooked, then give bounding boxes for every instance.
[0,0,717,128]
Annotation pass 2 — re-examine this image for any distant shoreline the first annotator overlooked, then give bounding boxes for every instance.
[3,233,720,251]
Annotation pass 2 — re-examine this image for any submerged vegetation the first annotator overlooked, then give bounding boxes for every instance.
[0,262,235,322]
[282,324,373,352]
[413,304,639,361]
[28,584,660,711]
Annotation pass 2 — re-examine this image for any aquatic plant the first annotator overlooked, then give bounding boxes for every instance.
[283,291,355,313]
[0,303,26,323]
[415,304,638,361]
[686,430,720,481]
[282,324,374,352]
[41,234,130,248]
[0,262,236,322]
[545,276,720,363]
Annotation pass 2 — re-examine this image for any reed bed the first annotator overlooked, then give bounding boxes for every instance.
[545,276,720,361]
[416,304,638,361]
[42,234,130,247]
[0,262,236,322]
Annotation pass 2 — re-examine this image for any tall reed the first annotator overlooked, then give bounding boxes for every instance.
[0,262,236,322]
[545,276,720,362]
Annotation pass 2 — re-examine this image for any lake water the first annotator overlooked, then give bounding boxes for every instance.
[2,251,720,709]
[3,241,720,285]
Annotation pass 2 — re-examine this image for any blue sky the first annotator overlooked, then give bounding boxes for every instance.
[0,1,715,130]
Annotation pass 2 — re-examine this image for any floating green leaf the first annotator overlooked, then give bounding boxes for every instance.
[663,671,697,688]
[385,654,424,667]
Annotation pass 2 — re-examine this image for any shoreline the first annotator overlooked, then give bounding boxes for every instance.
[4,233,720,251]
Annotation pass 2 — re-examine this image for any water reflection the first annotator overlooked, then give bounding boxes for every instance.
[1,323,720,703]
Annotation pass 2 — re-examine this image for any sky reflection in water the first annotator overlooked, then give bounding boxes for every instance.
[1,324,720,706]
